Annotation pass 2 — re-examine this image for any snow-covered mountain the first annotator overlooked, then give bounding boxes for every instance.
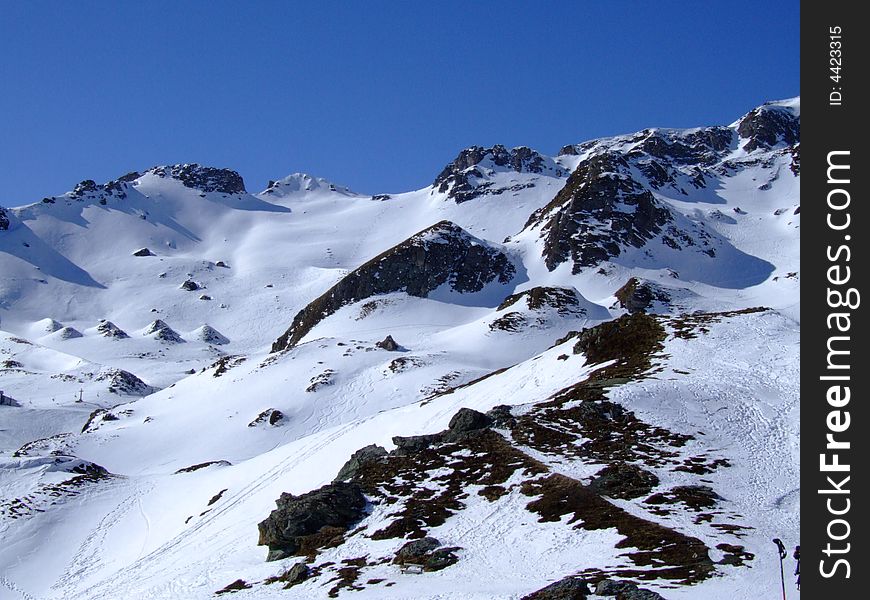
[0,99,800,600]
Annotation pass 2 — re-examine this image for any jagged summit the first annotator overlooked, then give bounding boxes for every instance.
[734,99,800,152]
[145,164,246,194]
[433,144,563,203]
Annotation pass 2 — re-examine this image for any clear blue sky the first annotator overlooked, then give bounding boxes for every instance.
[0,1,799,206]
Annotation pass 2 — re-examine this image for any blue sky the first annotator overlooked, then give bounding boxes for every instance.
[0,1,799,205]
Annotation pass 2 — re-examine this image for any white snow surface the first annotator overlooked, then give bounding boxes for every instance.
[0,100,799,599]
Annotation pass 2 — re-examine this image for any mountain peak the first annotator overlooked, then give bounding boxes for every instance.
[145,164,246,195]
[260,172,355,197]
[734,98,800,152]
[433,145,561,203]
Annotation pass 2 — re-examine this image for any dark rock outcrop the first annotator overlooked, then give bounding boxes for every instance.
[174,460,232,474]
[97,320,130,339]
[0,207,10,231]
[375,335,400,351]
[248,408,285,427]
[434,145,553,202]
[393,537,460,571]
[394,536,441,563]
[148,164,246,194]
[258,482,367,561]
[132,248,155,257]
[180,280,199,291]
[498,286,585,315]
[524,153,672,272]
[613,278,671,313]
[334,444,388,482]
[280,562,310,587]
[95,368,154,396]
[195,324,229,345]
[521,577,591,599]
[594,580,667,599]
[447,408,493,436]
[272,221,515,351]
[143,320,184,343]
[588,462,660,500]
[485,405,515,428]
[736,103,800,152]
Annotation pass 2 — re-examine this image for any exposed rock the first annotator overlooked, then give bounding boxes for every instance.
[96,320,130,339]
[194,324,229,345]
[278,562,310,587]
[485,405,515,428]
[447,408,493,435]
[81,408,120,433]
[272,221,515,351]
[248,408,285,427]
[375,335,400,351]
[524,153,672,272]
[393,536,441,563]
[147,164,246,194]
[334,444,388,482]
[498,286,583,314]
[258,482,367,561]
[392,537,459,571]
[521,576,590,599]
[594,580,667,599]
[391,434,442,455]
[613,278,671,313]
[423,547,461,571]
[174,460,232,474]
[132,248,155,257]
[180,279,200,291]
[95,368,155,396]
[215,579,251,595]
[0,207,10,230]
[54,326,83,340]
[143,320,184,343]
[215,260,229,268]
[736,102,800,152]
[434,145,554,203]
[38,318,64,333]
[588,462,660,499]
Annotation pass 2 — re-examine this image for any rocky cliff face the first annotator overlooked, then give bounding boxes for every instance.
[147,164,246,194]
[735,102,800,152]
[523,153,675,272]
[272,221,516,350]
[433,145,561,203]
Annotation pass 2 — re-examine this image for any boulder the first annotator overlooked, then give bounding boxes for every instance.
[594,580,667,599]
[393,536,441,564]
[588,463,660,500]
[391,434,442,455]
[334,444,388,482]
[132,248,155,257]
[281,562,310,587]
[521,577,590,599]
[180,280,200,291]
[257,482,367,561]
[376,335,400,351]
[449,407,493,432]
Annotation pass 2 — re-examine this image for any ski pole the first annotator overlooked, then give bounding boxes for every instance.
[773,538,787,600]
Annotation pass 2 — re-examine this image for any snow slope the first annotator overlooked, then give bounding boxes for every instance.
[0,100,799,599]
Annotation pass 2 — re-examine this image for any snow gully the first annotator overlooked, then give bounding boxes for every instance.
[819,150,856,579]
